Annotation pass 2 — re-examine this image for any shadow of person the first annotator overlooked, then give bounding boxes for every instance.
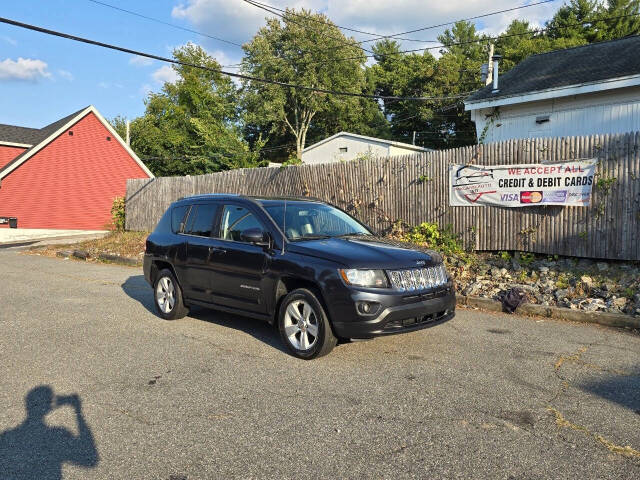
[0,386,99,480]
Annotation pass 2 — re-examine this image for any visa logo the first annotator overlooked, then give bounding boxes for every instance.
[500,193,519,202]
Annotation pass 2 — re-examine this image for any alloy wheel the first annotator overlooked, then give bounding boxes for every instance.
[156,276,175,314]
[283,299,319,351]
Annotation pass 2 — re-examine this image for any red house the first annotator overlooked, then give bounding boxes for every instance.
[0,106,153,230]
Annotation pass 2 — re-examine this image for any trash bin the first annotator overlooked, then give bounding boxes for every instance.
[8,217,17,228]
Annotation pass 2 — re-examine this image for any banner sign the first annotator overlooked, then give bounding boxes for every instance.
[449,159,597,207]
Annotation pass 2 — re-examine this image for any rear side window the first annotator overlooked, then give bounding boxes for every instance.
[171,205,189,233]
[183,203,218,237]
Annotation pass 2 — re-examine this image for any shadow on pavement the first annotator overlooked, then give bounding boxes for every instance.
[0,386,99,480]
[122,275,287,354]
[579,367,640,413]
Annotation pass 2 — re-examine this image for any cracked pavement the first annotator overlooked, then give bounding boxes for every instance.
[0,250,639,479]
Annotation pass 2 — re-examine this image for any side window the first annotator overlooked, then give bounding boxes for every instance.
[219,205,263,242]
[171,205,189,233]
[183,203,218,237]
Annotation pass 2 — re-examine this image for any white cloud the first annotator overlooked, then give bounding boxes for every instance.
[2,36,17,46]
[0,57,51,81]
[97,81,124,89]
[152,65,180,84]
[171,0,564,56]
[129,55,154,67]
[172,0,324,46]
[140,83,153,96]
[57,69,74,81]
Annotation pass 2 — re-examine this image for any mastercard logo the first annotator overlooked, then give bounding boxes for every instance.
[520,191,543,203]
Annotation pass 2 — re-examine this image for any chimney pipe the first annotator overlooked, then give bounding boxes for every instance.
[492,55,502,93]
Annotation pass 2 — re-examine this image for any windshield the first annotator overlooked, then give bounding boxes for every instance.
[262,201,372,241]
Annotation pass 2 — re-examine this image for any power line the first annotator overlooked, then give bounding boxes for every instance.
[285,9,640,67]
[241,0,375,56]
[86,0,244,49]
[356,0,556,44]
[245,0,556,49]
[364,11,640,60]
[0,15,473,102]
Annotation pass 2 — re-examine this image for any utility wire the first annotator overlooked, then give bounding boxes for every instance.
[246,0,556,52]
[361,11,640,60]
[86,0,244,48]
[242,0,375,55]
[0,16,473,102]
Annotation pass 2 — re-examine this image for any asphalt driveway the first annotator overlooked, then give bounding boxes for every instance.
[0,250,638,479]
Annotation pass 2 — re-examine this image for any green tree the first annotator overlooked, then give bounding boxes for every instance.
[593,0,640,40]
[241,9,379,160]
[128,44,263,176]
[369,22,485,149]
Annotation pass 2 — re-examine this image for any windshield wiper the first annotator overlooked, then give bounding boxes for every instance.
[335,232,372,238]
[290,234,333,241]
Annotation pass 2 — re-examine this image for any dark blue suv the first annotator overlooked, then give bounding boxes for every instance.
[144,195,455,359]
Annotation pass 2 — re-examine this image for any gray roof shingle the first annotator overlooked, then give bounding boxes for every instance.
[466,35,640,104]
[0,107,89,175]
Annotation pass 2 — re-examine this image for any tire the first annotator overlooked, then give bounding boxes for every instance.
[278,288,337,359]
[153,269,189,320]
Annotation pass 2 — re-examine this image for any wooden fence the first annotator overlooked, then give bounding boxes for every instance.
[126,132,640,260]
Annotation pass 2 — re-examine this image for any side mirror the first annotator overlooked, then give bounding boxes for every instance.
[240,227,270,246]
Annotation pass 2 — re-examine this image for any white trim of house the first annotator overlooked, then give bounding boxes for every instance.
[302,131,432,154]
[0,105,154,180]
[0,141,32,148]
[465,74,640,110]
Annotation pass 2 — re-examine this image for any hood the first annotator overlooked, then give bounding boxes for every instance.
[286,236,442,269]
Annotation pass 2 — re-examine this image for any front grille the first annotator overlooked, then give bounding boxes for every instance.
[387,264,448,292]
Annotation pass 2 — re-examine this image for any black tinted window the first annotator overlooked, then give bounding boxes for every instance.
[219,205,263,242]
[171,205,189,233]
[184,204,218,237]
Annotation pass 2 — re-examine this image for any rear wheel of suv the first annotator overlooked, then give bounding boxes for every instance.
[153,269,189,320]
[278,288,337,359]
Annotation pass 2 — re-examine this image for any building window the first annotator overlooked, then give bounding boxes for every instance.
[339,147,348,153]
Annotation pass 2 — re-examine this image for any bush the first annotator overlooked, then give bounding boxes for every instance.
[111,196,126,232]
[397,221,466,257]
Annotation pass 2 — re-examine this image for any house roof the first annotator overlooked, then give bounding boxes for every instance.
[0,108,86,147]
[302,131,432,154]
[0,106,154,180]
[465,35,640,105]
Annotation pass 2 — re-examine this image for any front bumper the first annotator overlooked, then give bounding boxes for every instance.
[329,283,456,339]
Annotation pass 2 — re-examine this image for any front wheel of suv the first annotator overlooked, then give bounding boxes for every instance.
[278,288,337,359]
[153,269,189,320]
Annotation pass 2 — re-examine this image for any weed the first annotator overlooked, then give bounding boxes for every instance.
[555,274,569,289]
[395,222,468,259]
[110,196,126,232]
[520,252,535,266]
[417,174,432,184]
[499,251,512,261]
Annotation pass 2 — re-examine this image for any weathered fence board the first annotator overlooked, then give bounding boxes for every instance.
[126,132,640,260]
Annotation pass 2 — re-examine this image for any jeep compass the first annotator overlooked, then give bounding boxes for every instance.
[143,195,455,359]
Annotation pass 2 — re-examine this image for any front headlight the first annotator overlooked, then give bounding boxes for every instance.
[339,269,389,288]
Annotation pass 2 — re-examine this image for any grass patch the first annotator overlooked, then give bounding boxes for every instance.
[26,231,149,264]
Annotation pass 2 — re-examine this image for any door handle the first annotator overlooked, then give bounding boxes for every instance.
[209,247,226,255]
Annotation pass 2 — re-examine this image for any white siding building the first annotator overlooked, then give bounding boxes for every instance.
[301,132,431,164]
[465,36,640,143]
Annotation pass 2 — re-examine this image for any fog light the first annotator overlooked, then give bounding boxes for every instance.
[356,301,380,315]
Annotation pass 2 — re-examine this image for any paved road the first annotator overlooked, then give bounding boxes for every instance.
[0,250,638,479]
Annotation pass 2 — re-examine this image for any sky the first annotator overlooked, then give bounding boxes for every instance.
[0,0,564,128]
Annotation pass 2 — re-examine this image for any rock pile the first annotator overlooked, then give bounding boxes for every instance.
[446,253,640,317]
